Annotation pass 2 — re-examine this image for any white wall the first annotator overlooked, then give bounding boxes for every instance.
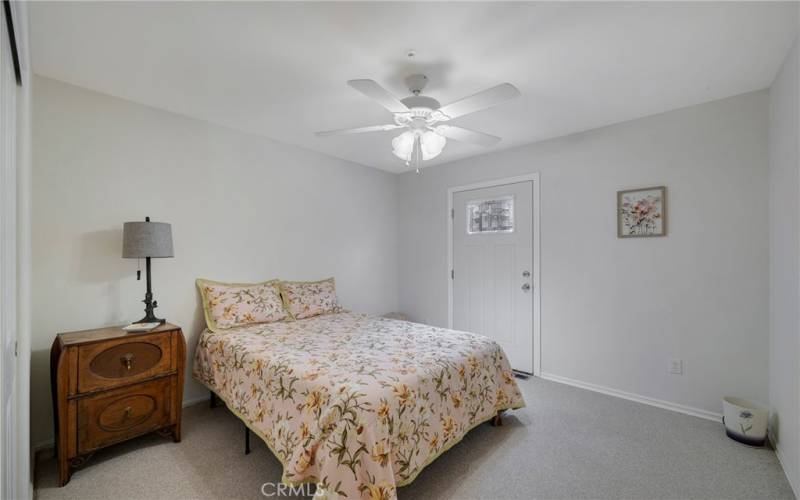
[769,37,799,494]
[29,76,399,447]
[398,91,770,417]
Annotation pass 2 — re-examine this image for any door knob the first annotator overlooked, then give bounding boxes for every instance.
[521,283,531,291]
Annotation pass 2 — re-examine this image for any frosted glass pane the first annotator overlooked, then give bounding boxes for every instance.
[466,196,514,234]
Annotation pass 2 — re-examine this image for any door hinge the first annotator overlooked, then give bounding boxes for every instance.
[451,269,454,279]
[14,341,17,357]
[451,208,454,219]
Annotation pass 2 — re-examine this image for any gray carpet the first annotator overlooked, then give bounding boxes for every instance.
[35,377,795,499]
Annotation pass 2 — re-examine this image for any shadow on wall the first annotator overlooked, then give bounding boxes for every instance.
[181,291,209,401]
[770,412,780,444]
[73,228,130,325]
[186,286,207,350]
[31,347,53,449]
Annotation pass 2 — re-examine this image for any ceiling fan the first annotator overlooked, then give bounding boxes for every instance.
[315,74,521,172]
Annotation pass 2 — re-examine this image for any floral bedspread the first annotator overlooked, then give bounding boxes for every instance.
[192,312,524,499]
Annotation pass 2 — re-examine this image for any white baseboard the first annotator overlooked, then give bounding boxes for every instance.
[539,372,722,422]
[33,394,215,454]
[770,433,799,498]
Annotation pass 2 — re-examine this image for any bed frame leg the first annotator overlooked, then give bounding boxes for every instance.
[209,391,217,408]
[491,411,503,427]
[245,425,251,455]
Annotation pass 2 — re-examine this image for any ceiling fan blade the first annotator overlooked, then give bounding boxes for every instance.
[437,83,521,120]
[347,79,409,114]
[315,124,403,137]
[436,125,501,147]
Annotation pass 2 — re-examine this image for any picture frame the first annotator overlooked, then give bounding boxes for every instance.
[617,186,667,238]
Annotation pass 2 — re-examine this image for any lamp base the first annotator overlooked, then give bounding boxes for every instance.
[139,287,165,325]
[135,314,166,325]
[135,256,166,325]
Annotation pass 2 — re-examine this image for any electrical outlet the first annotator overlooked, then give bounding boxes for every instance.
[669,359,683,375]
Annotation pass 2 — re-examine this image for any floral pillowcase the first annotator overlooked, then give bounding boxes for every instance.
[197,278,289,332]
[279,277,341,320]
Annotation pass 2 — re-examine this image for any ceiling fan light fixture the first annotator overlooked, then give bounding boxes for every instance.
[391,131,414,160]
[421,130,446,157]
[392,130,446,162]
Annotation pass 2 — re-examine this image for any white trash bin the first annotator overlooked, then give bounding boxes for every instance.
[722,397,768,447]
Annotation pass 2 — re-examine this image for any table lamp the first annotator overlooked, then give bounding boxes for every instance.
[122,217,174,324]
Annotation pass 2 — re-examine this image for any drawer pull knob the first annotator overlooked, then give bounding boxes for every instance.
[122,406,133,420]
[120,353,135,371]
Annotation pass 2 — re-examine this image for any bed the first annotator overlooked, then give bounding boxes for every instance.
[192,311,524,499]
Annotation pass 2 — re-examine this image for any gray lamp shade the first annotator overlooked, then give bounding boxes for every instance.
[122,221,174,258]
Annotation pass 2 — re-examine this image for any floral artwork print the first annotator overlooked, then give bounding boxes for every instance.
[280,278,341,319]
[193,312,525,500]
[197,279,289,331]
[617,186,667,237]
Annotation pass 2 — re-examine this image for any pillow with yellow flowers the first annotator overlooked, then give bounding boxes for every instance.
[196,278,289,332]
[279,277,341,320]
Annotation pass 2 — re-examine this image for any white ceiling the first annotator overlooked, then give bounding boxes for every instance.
[29,2,798,173]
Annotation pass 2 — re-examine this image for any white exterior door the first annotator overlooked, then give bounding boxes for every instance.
[452,181,534,373]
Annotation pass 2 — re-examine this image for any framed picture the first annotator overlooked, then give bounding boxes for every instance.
[617,186,667,238]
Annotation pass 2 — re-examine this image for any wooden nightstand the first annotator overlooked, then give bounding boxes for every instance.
[50,323,185,486]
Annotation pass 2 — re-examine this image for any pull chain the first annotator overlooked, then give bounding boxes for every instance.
[136,258,141,281]
[412,134,422,174]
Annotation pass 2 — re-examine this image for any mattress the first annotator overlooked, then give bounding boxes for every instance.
[192,312,524,499]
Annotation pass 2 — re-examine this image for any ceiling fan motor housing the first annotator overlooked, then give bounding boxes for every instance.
[405,73,428,94]
[400,95,441,111]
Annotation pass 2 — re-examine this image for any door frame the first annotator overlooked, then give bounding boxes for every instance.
[0,3,16,497]
[447,172,541,377]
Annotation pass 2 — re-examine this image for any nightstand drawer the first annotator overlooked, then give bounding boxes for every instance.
[77,332,173,393]
[77,377,172,453]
